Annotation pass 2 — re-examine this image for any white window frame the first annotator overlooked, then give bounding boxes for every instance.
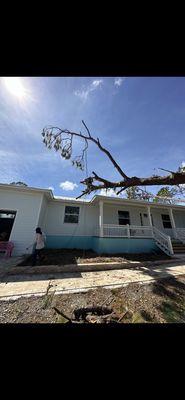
[63,205,80,224]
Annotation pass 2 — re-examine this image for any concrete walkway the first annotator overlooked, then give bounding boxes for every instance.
[1,261,185,300]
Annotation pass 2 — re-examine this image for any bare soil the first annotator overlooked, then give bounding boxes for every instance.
[18,248,171,267]
[1,275,185,323]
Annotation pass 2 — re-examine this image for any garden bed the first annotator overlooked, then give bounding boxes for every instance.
[18,248,171,267]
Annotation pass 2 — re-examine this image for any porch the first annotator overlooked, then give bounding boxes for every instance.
[95,199,185,256]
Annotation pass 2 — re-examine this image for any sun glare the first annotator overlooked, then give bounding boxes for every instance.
[2,77,27,99]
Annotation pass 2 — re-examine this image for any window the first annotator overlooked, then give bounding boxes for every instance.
[161,214,172,229]
[64,206,79,223]
[118,210,130,225]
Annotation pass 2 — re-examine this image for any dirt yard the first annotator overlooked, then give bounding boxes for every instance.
[18,248,171,267]
[0,275,185,323]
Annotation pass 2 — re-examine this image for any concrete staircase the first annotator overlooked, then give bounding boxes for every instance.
[171,239,185,254]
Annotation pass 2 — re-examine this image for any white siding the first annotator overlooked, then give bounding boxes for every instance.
[37,195,48,231]
[0,189,43,255]
[151,208,185,236]
[45,201,98,236]
[173,210,185,228]
[103,204,148,226]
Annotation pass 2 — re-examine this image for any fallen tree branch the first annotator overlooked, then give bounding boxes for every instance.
[42,122,185,198]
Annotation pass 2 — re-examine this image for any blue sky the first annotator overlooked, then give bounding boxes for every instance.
[0,76,185,199]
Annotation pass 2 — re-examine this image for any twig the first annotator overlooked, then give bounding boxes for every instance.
[82,120,91,138]
[101,294,113,307]
[118,309,129,322]
[53,307,72,322]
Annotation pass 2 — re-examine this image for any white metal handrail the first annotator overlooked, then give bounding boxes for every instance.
[153,227,173,256]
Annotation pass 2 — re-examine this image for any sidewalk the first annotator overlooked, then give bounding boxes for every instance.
[1,260,185,300]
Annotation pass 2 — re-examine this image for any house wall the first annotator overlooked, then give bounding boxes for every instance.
[45,201,98,236]
[0,188,44,255]
[173,210,185,228]
[103,204,148,226]
[37,195,48,231]
[1,186,185,256]
[92,237,159,254]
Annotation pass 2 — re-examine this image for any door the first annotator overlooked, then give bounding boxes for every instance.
[139,212,154,237]
[0,210,16,241]
[140,212,149,227]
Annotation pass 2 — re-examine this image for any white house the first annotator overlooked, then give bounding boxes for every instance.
[1,183,185,257]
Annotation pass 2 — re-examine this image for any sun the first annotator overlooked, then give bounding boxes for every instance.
[2,77,27,99]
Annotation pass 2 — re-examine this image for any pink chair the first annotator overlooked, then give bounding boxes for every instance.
[0,241,14,258]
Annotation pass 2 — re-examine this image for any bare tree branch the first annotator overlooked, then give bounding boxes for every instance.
[42,122,128,181]
[158,167,176,174]
[82,120,91,137]
[41,122,185,199]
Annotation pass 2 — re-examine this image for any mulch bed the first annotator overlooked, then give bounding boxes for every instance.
[17,248,171,267]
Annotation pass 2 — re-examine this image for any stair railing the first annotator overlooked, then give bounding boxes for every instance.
[153,227,174,256]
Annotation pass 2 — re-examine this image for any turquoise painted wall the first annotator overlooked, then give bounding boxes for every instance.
[92,237,159,254]
[46,235,93,250]
[46,235,159,254]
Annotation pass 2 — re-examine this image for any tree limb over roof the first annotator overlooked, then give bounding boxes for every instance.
[41,121,185,199]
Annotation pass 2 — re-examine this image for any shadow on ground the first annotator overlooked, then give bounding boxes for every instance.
[17,248,171,267]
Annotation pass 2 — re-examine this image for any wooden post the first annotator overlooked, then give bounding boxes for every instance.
[147,206,153,236]
[99,200,103,237]
[147,206,153,227]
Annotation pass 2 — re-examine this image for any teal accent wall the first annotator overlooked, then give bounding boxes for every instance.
[46,235,159,254]
[92,237,159,254]
[46,235,94,250]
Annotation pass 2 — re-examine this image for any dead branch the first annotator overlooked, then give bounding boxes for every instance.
[42,122,185,198]
[53,307,72,322]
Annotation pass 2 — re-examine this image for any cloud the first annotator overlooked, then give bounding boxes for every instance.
[99,188,121,197]
[181,161,185,168]
[59,181,78,191]
[114,78,124,87]
[74,79,103,101]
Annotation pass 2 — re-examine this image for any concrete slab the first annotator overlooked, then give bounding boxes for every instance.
[1,262,185,301]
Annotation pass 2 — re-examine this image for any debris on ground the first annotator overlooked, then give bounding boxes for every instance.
[0,275,185,323]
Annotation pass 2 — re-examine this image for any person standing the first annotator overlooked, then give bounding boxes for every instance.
[27,227,46,266]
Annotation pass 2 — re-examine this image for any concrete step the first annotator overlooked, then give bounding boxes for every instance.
[172,244,185,248]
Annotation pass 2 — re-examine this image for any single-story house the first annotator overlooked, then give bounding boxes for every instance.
[0,183,185,257]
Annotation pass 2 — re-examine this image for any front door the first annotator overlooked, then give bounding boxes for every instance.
[0,210,16,241]
[140,212,154,227]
